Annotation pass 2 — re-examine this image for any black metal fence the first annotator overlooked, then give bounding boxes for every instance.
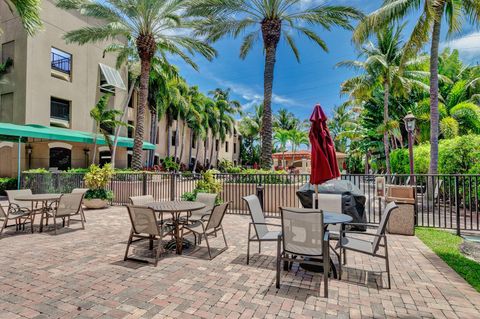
[21,172,480,234]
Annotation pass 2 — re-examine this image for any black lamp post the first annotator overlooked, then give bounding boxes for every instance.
[404,112,416,185]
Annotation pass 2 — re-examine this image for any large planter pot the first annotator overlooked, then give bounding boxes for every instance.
[83,198,109,209]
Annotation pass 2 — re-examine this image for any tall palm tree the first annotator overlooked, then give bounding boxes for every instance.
[273,129,290,166]
[2,0,42,35]
[188,0,362,169]
[208,88,242,115]
[329,102,358,153]
[339,24,428,174]
[58,0,216,170]
[90,95,127,164]
[353,0,480,174]
[288,129,308,166]
[238,104,263,165]
[274,108,299,131]
[180,86,203,165]
[203,98,219,167]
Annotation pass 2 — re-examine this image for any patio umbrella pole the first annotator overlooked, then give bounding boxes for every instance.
[314,184,319,211]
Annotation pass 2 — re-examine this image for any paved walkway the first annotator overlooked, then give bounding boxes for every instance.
[0,206,479,319]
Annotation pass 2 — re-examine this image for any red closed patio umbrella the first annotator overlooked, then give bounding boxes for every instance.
[309,104,340,199]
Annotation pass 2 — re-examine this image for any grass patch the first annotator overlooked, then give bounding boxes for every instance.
[416,227,480,292]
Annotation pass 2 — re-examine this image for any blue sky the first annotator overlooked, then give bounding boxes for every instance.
[171,0,480,121]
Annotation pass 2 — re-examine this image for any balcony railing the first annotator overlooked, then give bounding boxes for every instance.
[50,100,70,122]
[51,52,71,75]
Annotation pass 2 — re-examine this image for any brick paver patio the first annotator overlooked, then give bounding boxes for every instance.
[1,205,479,319]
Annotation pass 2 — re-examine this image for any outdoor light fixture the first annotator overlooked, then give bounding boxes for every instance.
[403,112,416,133]
[26,144,33,169]
[404,112,416,185]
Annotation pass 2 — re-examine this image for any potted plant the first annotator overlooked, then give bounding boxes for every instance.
[181,170,222,204]
[83,164,114,209]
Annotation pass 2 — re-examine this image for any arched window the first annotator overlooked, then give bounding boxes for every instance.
[49,147,71,171]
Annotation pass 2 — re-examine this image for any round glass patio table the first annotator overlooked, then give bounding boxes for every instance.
[15,193,62,232]
[147,201,206,255]
[297,212,353,278]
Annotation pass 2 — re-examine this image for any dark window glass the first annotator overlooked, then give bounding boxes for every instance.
[233,143,237,154]
[50,97,70,121]
[215,139,219,151]
[99,151,111,167]
[49,147,71,171]
[128,121,134,138]
[171,131,177,146]
[1,41,14,72]
[225,141,229,152]
[192,132,196,149]
[51,47,71,75]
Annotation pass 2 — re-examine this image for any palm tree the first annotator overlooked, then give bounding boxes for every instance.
[288,129,308,166]
[179,86,203,165]
[58,0,216,170]
[273,129,290,166]
[188,0,362,169]
[203,98,219,167]
[329,102,358,153]
[353,0,480,174]
[90,95,127,164]
[238,104,263,166]
[274,108,299,131]
[188,95,208,171]
[339,24,428,174]
[2,0,42,35]
[208,88,242,115]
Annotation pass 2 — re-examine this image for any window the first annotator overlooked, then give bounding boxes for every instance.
[128,92,135,108]
[171,131,177,146]
[192,132,197,149]
[50,97,70,122]
[128,121,134,138]
[1,41,14,68]
[99,151,111,167]
[51,47,72,75]
[99,63,126,94]
[215,139,219,151]
[49,147,71,171]
[233,143,237,154]
[225,141,229,152]
[0,93,13,122]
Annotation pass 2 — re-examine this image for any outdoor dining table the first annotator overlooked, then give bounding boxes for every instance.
[14,193,62,232]
[147,201,206,255]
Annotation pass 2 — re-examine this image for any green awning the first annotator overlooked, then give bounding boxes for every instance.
[0,122,155,150]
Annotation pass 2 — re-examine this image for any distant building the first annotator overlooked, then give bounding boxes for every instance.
[272,150,346,173]
[0,0,239,177]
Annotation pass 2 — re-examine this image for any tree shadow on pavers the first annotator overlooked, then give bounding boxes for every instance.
[230,254,277,270]
[339,267,386,289]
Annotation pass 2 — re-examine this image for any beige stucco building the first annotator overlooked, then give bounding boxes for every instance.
[0,0,240,177]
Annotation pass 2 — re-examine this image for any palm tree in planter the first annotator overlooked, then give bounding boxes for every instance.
[188,0,362,168]
[353,0,480,174]
[83,164,114,209]
[90,95,128,164]
[57,0,216,170]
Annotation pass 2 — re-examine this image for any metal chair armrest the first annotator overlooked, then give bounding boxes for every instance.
[249,222,281,227]
[340,230,385,238]
[345,222,379,228]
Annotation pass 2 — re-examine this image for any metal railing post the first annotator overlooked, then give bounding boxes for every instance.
[256,174,264,210]
[455,175,461,236]
[170,173,176,201]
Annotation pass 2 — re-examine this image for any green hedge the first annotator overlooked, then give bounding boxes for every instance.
[390,135,480,174]
[0,177,17,195]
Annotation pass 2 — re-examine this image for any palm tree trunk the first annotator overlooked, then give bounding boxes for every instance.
[291,145,296,168]
[281,149,285,167]
[203,135,208,167]
[383,81,391,175]
[193,139,200,172]
[112,82,135,169]
[209,135,215,169]
[148,109,157,167]
[167,120,172,158]
[91,124,99,165]
[179,121,186,166]
[429,17,442,174]
[131,57,151,170]
[174,116,180,161]
[260,20,281,169]
[188,130,194,169]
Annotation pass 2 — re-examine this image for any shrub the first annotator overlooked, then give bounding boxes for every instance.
[23,168,50,174]
[0,177,17,195]
[84,188,113,201]
[161,156,179,172]
[84,164,114,190]
[181,170,222,204]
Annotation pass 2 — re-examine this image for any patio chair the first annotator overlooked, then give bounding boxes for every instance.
[44,193,85,235]
[6,189,39,213]
[0,204,34,235]
[129,195,155,206]
[276,207,330,298]
[124,205,171,266]
[71,188,88,223]
[243,194,281,265]
[313,193,344,260]
[337,201,398,288]
[189,193,217,222]
[182,202,230,260]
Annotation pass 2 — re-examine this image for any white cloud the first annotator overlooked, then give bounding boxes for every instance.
[441,32,480,63]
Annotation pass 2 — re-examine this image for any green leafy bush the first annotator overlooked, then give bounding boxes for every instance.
[181,170,222,204]
[84,164,114,200]
[162,156,179,171]
[84,188,113,201]
[0,177,17,195]
[23,168,50,174]
[225,169,291,184]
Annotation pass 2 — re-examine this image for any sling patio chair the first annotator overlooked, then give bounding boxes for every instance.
[181,202,229,260]
[44,193,85,235]
[71,188,88,222]
[189,193,217,222]
[0,204,34,235]
[337,201,398,288]
[276,207,331,298]
[129,195,174,226]
[124,205,174,266]
[242,194,281,265]
[6,189,41,214]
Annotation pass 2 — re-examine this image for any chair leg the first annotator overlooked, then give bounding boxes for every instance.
[342,248,347,265]
[385,237,391,289]
[246,239,250,265]
[204,233,212,260]
[221,228,228,248]
[53,217,58,235]
[154,237,162,266]
[80,207,86,223]
[324,249,329,298]
[276,237,281,289]
[338,247,342,281]
[30,214,35,233]
[124,231,133,261]
[0,218,7,235]
[80,213,85,230]
[258,241,261,254]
